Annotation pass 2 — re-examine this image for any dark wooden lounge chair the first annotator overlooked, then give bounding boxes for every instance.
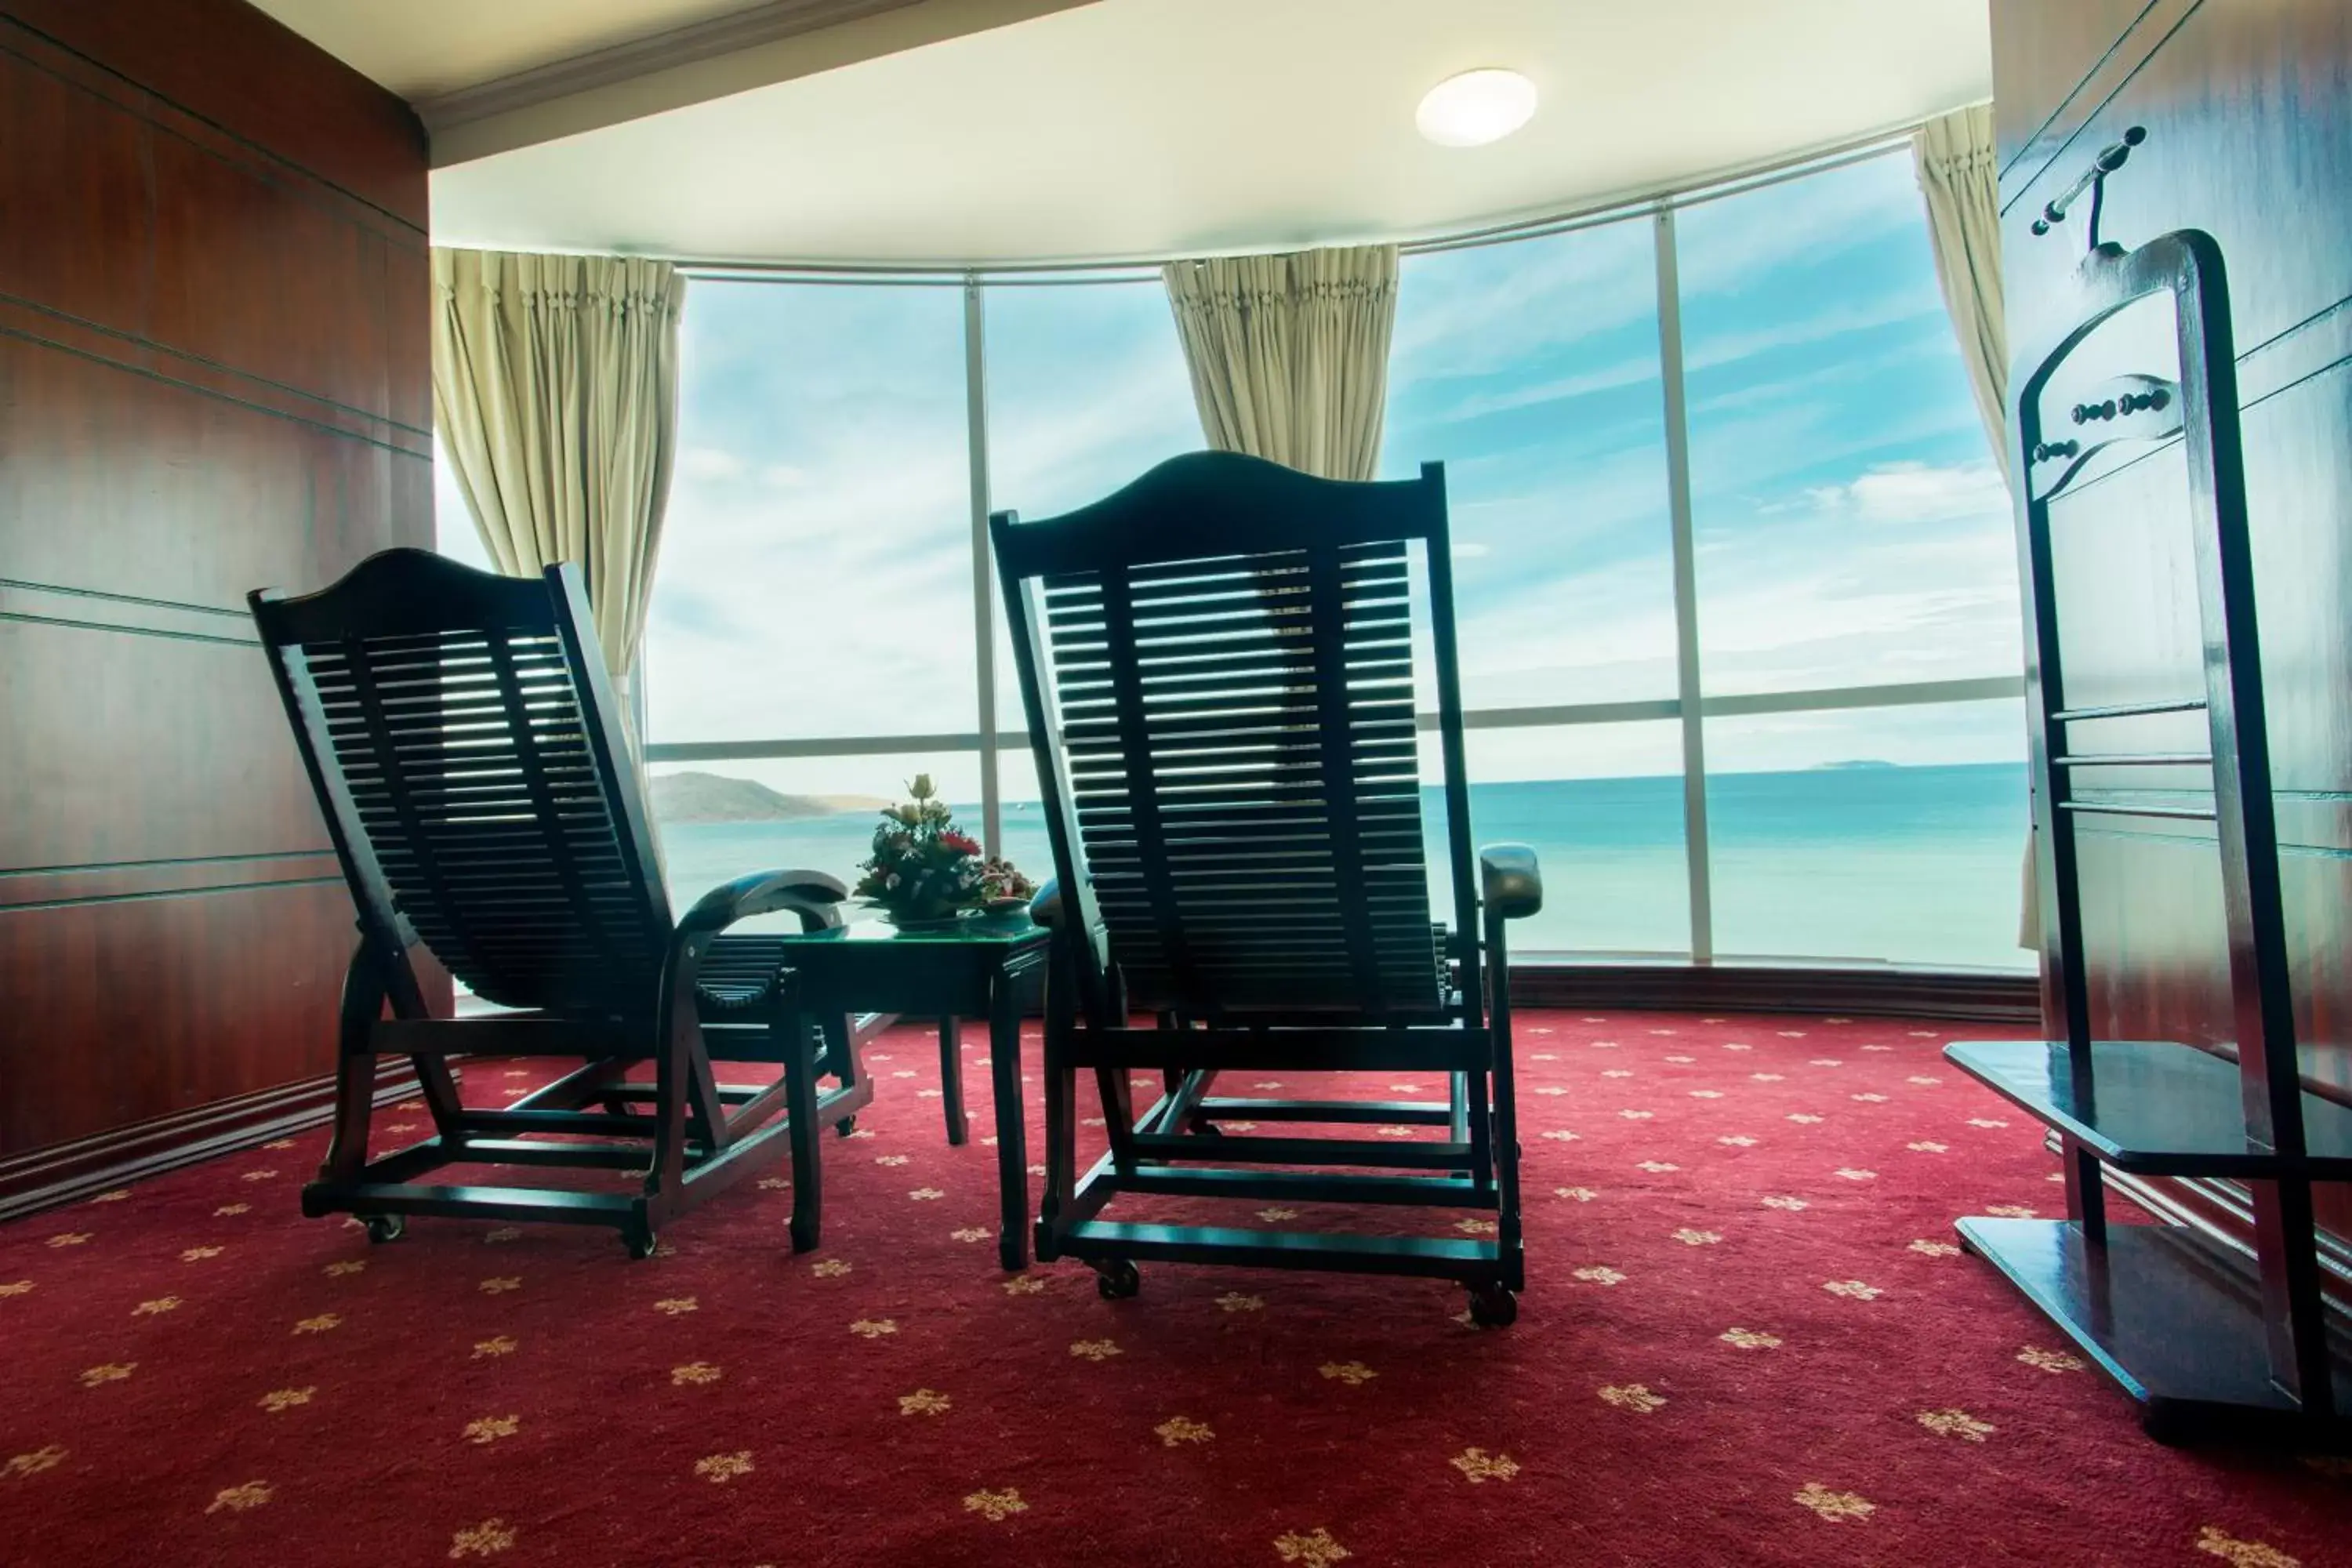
[991,452,1543,1323]
[249,549,871,1256]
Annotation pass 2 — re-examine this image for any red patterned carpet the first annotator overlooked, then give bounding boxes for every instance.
[2,1009,2346,1567]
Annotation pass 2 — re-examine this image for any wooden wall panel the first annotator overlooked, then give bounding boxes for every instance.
[0,0,434,1178]
[0,0,426,228]
[0,883,356,1152]
[2001,0,2352,364]
[0,332,424,609]
[0,619,324,868]
[1991,0,2352,1267]
[1992,0,2191,187]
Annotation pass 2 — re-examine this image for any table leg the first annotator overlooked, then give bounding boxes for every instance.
[785,1011,822,1253]
[988,971,1029,1271]
[938,1015,967,1145]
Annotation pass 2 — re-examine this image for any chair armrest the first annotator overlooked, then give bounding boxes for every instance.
[1479,844,1543,921]
[1029,877,1065,929]
[678,868,851,938]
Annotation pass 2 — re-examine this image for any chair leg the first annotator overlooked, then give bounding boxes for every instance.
[319,945,385,1185]
[1035,963,1080,1261]
[643,972,696,1236]
[785,1011,824,1252]
[1486,912,1525,1291]
[1465,1070,1496,1200]
[1156,1012,1181,1106]
[825,1012,866,1134]
[985,976,1027,1270]
[938,1015,967,1145]
[1097,1066,1138,1175]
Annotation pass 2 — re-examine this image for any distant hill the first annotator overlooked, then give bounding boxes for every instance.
[650,771,888,823]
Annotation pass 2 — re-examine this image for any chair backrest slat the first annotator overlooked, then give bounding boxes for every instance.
[993,452,1475,1023]
[252,550,672,1015]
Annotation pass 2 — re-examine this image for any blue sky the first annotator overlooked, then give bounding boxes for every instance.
[437,148,2024,801]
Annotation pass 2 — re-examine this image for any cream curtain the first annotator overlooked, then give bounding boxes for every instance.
[431,248,687,694]
[1161,244,1399,481]
[1915,104,2007,468]
[1915,105,2038,950]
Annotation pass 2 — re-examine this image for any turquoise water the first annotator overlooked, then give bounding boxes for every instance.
[654,763,2031,971]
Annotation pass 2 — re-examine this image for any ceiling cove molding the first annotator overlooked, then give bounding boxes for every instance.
[419,0,1099,166]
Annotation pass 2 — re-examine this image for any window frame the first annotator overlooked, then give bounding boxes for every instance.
[637,143,2027,971]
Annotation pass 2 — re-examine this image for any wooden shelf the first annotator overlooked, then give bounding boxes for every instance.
[1944,1039,2352,1177]
[1955,1218,2351,1441]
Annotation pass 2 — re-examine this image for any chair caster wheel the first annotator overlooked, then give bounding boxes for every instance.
[361,1214,405,1244]
[1465,1283,1516,1327]
[1095,1260,1141,1300]
[835,1116,858,1138]
[624,1227,659,1261]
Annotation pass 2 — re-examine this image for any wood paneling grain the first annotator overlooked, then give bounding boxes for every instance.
[0,0,424,228]
[2002,0,2352,360]
[0,0,436,1176]
[0,619,327,869]
[0,334,426,608]
[0,880,359,1152]
[0,1055,423,1221]
[1992,0,2183,180]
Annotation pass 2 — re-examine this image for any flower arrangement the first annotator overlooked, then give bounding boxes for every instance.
[854,775,985,926]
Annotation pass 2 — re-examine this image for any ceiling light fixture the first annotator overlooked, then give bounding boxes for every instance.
[1416,68,1538,148]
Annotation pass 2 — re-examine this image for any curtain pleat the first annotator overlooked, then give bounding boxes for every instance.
[1915,105,2007,470]
[1161,244,1399,481]
[1915,105,2035,952]
[430,248,686,693]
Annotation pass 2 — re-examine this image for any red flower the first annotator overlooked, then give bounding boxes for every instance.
[939,831,982,857]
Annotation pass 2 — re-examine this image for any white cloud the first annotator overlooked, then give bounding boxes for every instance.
[1802,459,2010,526]
[1436,354,1659,423]
[678,446,746,481]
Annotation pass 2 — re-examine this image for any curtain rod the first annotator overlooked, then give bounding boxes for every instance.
[670,103,1977,286]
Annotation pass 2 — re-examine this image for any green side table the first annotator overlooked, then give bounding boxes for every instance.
[775,916,1051,1269]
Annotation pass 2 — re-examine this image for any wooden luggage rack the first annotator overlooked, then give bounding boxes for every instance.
[1945,229,2350,1443]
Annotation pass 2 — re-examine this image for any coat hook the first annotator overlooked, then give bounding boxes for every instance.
[2031,126,2147,247]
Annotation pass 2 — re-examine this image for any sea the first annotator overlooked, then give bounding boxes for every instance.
[653,762,2033,971]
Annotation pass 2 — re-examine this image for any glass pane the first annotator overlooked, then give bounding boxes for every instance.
[989,747,1060,894]
[1703,699,2032,968]
[1006,718,1687,960]
[1383,219,1678,707]
[431,440,495,572]
[1677,151,2024,697]
[644,280,977,743]
[1448,723,1690,957]
[649,754,981,930]
[982,278,1203,727]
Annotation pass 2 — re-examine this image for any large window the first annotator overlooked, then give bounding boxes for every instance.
[652,280,973,745]
[438,142,2029,971]
[1677,152,2026,966]
[1383,220,1677,710]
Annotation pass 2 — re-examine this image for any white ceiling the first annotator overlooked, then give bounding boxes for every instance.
[283,0,1994,267]
[249,0,768,100]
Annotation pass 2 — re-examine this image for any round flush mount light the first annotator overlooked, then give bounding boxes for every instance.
[1416,68,1538,148]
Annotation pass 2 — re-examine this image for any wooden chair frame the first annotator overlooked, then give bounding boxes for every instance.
[991,454,1543,1322]
[251,550,869,1256]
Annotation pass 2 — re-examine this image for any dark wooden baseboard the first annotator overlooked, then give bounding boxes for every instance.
[0,971,2026,1226]
[1508,963,2041,1025]
[0,1061,423,1223]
